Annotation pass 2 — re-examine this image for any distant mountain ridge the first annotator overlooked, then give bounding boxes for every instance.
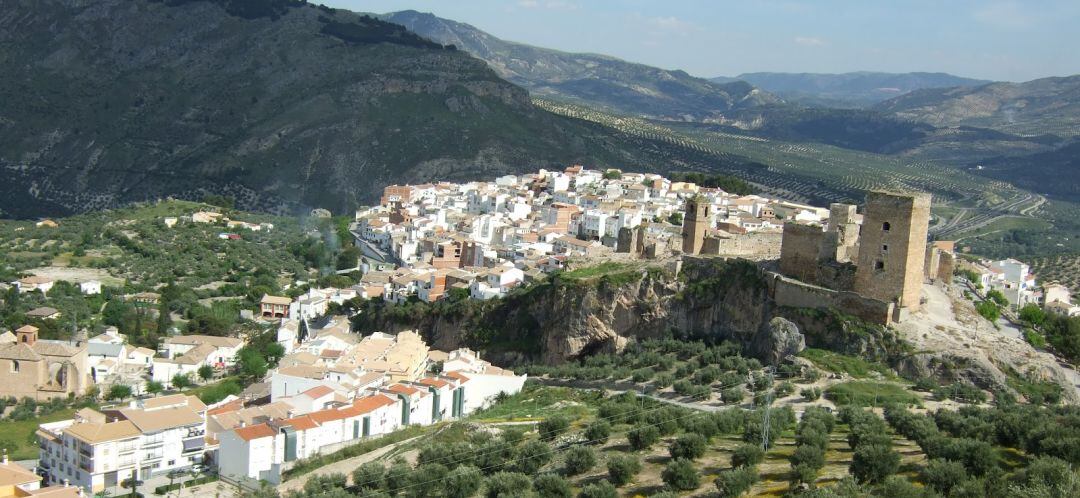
[712,71,991,108]
[0,0,754,218]
[873,75,1080,136]
[381,10,781,120]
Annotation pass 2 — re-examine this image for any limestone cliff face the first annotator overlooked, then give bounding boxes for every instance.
[356,259,899,366]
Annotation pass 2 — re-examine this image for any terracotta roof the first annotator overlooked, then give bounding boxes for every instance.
[444,371,470,383]
[164,335,243,348]
[418,377,449,389]
[284,415,320,431]
[387,384,420,396]
[0,343,42,361]
[234,423,276,441]
[120,405,202,432]
[26,307,60,317]
[302,385,334,399]
[261,295,292,306]
[29,485,81,498]
[207,399,245,416]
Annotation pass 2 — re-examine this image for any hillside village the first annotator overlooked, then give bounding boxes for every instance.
[0,167,1078,496]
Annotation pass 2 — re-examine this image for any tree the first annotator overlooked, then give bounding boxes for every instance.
[667,212,684,226]
[120,476,142,498]
[484,471,532,498]
[920,459,968,495]
[352,462,384,491]
[146,380,164,395]
[106,384,133,401]
[669,433,708,461]
[515,440,552,475]
[976,301,1001,322]
[156,298,171,336]
[714,467,759,498]
[721,387,744,405]
[198,364,214,382]
[577,481,617,498]
[384,458,411,495]
[986,290,1009,307]
[851,443,900,484]
[171,373,192,391]
[584,420,611,444]
[662,459,700,491]
[730,444,764,469]
[538,414,570,441]
[606,454,641,486]
[563,446,596,476]
[627,424,660,451]
[800,387,822,401]
[237,347,269,379]
[532,474,571,498]
[1020,303,1047,327]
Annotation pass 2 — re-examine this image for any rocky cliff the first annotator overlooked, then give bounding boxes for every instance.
[354,258,903,367]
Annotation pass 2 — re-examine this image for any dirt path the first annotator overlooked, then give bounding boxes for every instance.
[276,436,423,493]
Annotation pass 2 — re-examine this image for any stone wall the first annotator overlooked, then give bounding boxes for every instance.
[766,270,895,325]
[779,223,826,282]
[702,231,782,260]
[854,191,931,310]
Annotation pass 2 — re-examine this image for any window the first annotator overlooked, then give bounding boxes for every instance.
[10,360,18,373]
[882,222,891,231]
[874,260,885,271]
[168,460,175,466]
[882,244,889,252]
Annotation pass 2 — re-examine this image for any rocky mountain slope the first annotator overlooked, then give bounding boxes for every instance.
[0,0,740,218]
[381,10,781,121]
[873,75,1080,136]
[716,71,990,108]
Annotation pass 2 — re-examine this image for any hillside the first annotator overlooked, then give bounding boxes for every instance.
[381,10,781,121]
[873,75,1080,136]
[721,71,990,108]
[0,0,728,218]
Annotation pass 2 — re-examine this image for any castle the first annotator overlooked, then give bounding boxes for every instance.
[776,190,953,323]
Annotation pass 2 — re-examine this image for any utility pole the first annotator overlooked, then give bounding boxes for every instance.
[761,366,774,450]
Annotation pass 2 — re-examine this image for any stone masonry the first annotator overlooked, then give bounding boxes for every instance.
[853,191,932,311]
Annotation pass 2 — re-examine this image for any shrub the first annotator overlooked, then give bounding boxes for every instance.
[351,462,384,490]
[627,425,660,451]
[721,387,745,405]
[606,454,642,487]
[662,458,700,491]
[730,443,764,469]
[583,420,611,444]
[444,465,482,498]
[653,372,674,388]
[714,467,759,498]
[800,387,822,401]
[515,440,552,475]
[562,446,596,476]
[532,473,572,498]
[851,444,900,484]
[577,481,617,498]
[669,433,708,461]
[920,459,968,495]
[775,381,795,397]
[538,414,571,441]
[484,471,533,498]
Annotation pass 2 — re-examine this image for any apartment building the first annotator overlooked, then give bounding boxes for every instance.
[37,396,207,493]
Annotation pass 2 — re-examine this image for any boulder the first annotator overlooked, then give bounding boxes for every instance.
[754,317,805,365]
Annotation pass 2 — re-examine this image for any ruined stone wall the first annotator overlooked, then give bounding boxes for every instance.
[779,223,826,283]
[702,232,782,260]
[766,271,894,325]
[854,191,931,310]
[827,203,860,263]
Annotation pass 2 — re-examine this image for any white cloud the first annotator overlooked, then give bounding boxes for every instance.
[793,36,827,47]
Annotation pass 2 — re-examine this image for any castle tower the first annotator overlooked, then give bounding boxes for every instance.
[681,196,709,255]
[826,203,860,263]
[854,191,932,311]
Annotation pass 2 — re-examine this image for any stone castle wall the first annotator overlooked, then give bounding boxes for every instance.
[853,191,931,310]
[702,232,782,260]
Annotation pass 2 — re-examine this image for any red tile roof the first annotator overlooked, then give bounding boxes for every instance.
[418,377,449,388]
[207,399,244,416]
[387,384,419,396]
[302,385,334,399]
[234,423,276,441]
[444,371,470,383]
[284,415,320,431]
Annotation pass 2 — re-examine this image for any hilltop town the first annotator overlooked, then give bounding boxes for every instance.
[0,167,1078,497]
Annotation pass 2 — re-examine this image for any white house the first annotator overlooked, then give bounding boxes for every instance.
[79,281,102,295]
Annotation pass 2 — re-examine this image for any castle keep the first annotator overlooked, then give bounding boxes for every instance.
[681,196,709,255]
[777,190,944,323]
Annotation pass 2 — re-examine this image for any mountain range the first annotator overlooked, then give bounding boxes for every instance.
[0,0,760,217]
[713,71,991,108]
[381,10,781,121]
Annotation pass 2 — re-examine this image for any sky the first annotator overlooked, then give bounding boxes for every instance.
[324,0,1079,82]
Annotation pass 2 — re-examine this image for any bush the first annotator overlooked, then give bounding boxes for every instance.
[627,424,660,451]
[669,433,708,461]
[352,462,384,490]
[653,372,674,388]
[445,465,482,498]
[775,381,795,397]
[562,446,596,476]
[577,481,617,498]
[538,414,571,441]
[800,386,822,401]
[714,467,759,498]
[976,301,1001,322]
[920,459,968,495]
[583,420,611,444]
[850,444,900,484]
[484,471,533,498]
[730,443,764,469]
[721,387,745,405]
[515,440,552,475]
[532,473,572,498]
[661,458,700,491]
[606,454,642,487]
